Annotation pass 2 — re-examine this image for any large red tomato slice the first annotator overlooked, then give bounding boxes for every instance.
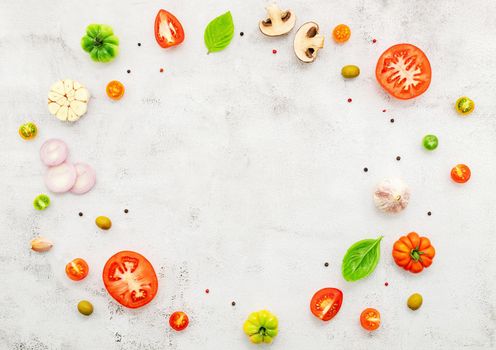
[310,288,343,321]
[154,9,185,48]
[102,251,158,309]
[375,43,431,100]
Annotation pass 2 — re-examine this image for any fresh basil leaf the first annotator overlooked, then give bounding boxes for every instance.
[204,11,234,53]
[342,236,383,282]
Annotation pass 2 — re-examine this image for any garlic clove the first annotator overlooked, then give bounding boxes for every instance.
[30,236,53,252]
[373,178,410,214]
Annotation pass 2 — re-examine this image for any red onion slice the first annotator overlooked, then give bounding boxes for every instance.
[44,162,77,193]
[70,163,96,194]
[40,139,68,166]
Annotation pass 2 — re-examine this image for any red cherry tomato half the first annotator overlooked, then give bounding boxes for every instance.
[360,308,381,331]
[65,258,89,281]
[451,164,471,183]
[102,251,158,309]
[310,288,343,321]
[169,311,189,331]
[376,43,431,100]
[154,9,185,48]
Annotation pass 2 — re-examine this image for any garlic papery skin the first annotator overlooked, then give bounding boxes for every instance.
[373,178,410,213]
[30,236,53,252]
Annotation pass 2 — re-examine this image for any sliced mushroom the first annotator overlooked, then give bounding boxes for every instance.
[293,22,324,63]
[259,4,296,36]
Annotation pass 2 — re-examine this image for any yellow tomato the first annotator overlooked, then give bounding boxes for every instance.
[18,122,38,140]
[333,24,351,43]
[455,96,474,115]
[106,80,125,100]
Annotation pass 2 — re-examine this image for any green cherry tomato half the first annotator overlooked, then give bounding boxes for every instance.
[81,24,119,63]
[455,96,474,115]
[33,194,50,210]
[422,134,438,150]
[243,310,278,344]
[19,122,38,140]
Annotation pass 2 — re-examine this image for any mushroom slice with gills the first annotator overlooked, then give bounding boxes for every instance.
[293,22,324,63]
[259,4,296,36]
[70,163,96,194]
[44,162,77,193]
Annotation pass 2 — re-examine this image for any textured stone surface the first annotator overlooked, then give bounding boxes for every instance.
[1,0,495,349]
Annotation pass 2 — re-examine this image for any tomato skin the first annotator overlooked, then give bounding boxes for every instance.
[102,251,158,309]
[169,311,189,331]
[360,308,381,331]
[376,43,431,100]
[392,232,435,273]
[310,288,343,321]
[154,10,185,48]
[106,80,125,100]
[65,258,89,281]
[451,164,471,183]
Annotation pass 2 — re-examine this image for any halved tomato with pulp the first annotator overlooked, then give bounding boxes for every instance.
[102,251,158,308]
[376,43,431,100]
[154,9,185,48]
[310,288,343,321]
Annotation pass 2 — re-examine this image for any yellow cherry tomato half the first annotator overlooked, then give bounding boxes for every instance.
[333,24,351,43]
[18,122,38,140]
[106,80,125,100]
[455,96,474,115]
[451,164,471,183]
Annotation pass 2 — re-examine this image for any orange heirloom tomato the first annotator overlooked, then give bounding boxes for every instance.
[392,232,435,273]
[451,164,471,183]
[360,308,381,331]
[332,24,351,43]
[106,80,125,100]
[169,311,189,331]
[66,258,89,281]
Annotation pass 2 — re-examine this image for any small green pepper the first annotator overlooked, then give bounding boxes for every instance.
[81,24,119,63]
[77,300,94,316]
[243,310,278,344]
[33,194,50,210]
[422,134,438,151]
[341,65,360,78]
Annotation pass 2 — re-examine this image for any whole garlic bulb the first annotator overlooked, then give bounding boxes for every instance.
[374,178,410,213]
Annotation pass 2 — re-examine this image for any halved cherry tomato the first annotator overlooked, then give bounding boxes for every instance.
[106,80,125,100]
[376,43,431,100]
[65,258,89,281]
[360,308,381,331]
[18,122,38,140]
[154,9,185,48]
[451,164,471,183]
[102,251,158,308]
[169,311,189,331]
[332,24,351,43]
[310,288,343,321]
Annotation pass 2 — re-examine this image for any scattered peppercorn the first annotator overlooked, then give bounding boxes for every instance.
[363,167,368,172]
[231,301,236,306]
[427,211,432,216]
[272,49,277,54]
[382,109,386,113]
[137,43,141,46]
[324,262,329,267]
[396,156,401,161]
[124,209,129,214]
[127,69,131,74]
[372,39,377,43]
[79,212,83,217]
[385,282,389,286]
[347,98,352,103]
[390,118,395,123]
[205,289,210,294]
[240,32,244,36]
[159,68,164,73]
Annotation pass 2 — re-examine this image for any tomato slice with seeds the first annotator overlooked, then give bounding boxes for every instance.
[376,43,431,100]
[106,80,125,100]
[310,288,343,321]
[102,251,158,309]
[169,311,189,331]
[66,258,89,281]
[360,308,381,331]
[154,9,185,49]
[451,164,471,183]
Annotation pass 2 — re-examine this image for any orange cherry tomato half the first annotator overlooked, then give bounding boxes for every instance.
[451,164,471,183]
[106,80,125,100]
[102,251,158,309]
[376,43,432,100]
[332,24,351,43]
[310,288,343,321]
[65,258,89,281]
[169,311,189,331]
[18,122,38,140]
[154,9,185,49]
[360,308,381,331]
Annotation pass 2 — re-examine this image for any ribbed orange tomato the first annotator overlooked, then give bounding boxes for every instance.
[392,232,435,273]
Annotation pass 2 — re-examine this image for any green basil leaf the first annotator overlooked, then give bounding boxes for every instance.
[342,236,383,282]
[204,11,234,53]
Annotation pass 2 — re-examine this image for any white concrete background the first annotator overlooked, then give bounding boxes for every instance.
[1,0,495,349]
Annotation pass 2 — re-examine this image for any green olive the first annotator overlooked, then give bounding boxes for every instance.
[407,293,423,310]
[77,300,93,316]
[341,65,360,78]
[95,216,112,230]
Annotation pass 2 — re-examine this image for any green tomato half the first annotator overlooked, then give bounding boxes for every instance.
[33,194,50,210]
[81,24,119,63]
